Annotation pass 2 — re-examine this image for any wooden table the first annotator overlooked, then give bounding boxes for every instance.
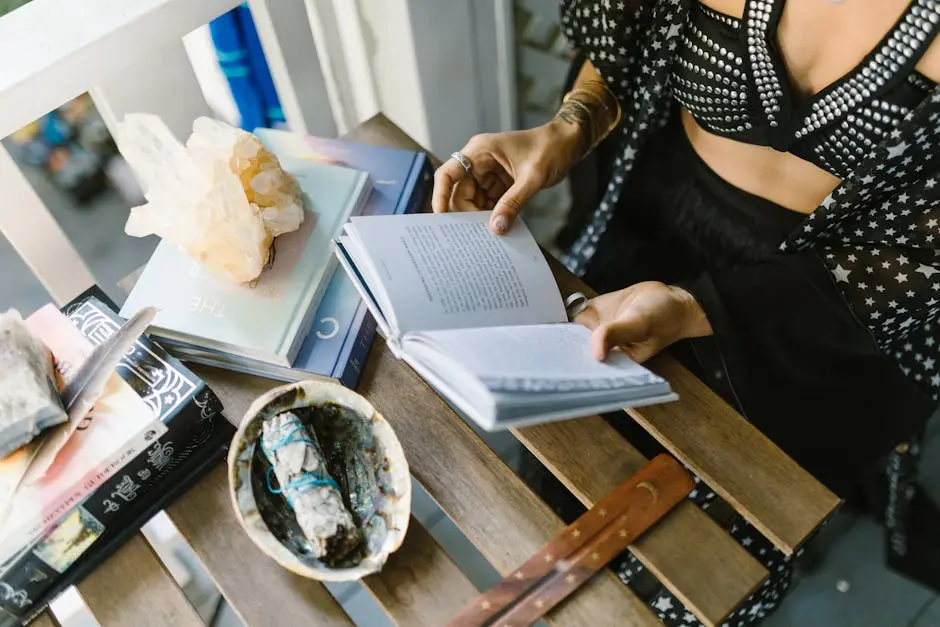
[35,115,840,627]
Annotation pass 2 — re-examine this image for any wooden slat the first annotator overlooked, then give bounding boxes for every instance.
[356,341,659,626]
[627,360,841,554]
[515,418,766,626]
[77,533,203,627]
[119,283,473,627]
[189,359,657,626]
[545,254,842,554]
[28,610,59,627]
[198,366,636,626]
[165,463,353,627]
[363,518,479,626]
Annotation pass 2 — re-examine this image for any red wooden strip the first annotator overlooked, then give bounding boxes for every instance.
[448,455,694,626]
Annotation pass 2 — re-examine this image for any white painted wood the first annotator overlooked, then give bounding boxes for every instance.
[89,40,213,144]
[48,587,99,627]
[0,0,241,140]
[328,0,381,126]
[494,0,520,131]
[183,26,241,128]
[468,0,519,133]
[318,0,518,155]
[247,0,337,137]
[0,146,95,306]
[303,0,364,135]
[353,0,431,149]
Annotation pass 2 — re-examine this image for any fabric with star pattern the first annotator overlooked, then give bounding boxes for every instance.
[559,0,940,405]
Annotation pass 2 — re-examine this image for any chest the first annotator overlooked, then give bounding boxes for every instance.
[701,0,940,96]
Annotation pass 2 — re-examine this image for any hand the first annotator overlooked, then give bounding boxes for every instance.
[574,282,714,363]
[432,121,583,234]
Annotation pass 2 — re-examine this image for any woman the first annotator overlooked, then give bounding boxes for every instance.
[432,0,940,624]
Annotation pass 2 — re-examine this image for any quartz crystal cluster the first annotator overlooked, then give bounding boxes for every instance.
[119,114,304,284]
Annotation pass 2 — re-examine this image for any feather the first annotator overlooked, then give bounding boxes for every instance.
[21,306,157,487]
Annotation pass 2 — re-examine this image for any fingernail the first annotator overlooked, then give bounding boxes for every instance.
[491,216,508,234]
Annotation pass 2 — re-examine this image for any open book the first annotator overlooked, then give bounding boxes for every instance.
[333,211,676,430]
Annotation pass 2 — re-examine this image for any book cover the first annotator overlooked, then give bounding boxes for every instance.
[119,160,372,366]
[15,425,231,627]
[0,307,167,565]
[0,288,232,622]
[277,134,432,385]
[162,131,433,388]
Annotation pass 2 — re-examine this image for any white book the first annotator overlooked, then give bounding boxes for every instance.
[333,211,677,430]
[120,159,372,367]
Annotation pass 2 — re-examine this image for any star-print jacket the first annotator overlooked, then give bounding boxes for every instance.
[559,0,940,404]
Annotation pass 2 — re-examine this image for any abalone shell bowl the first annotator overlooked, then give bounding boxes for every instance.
[228,380,412,582]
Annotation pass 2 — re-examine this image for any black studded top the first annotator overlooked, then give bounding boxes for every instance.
[671,0,940,178]
[561,0,940,404]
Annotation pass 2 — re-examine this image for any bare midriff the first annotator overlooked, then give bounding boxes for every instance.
[680,0,940,214]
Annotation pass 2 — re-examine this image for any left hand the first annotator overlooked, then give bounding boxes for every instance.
[574,282,713,363]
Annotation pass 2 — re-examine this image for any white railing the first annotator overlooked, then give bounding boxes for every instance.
[0,0,515,305]
[0,0,515,622]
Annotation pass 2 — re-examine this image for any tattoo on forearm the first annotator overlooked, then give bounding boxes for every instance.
[555,100,595,156]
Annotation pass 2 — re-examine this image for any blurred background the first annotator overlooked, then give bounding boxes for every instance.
[1,0,576,314]
[1,1,939,626]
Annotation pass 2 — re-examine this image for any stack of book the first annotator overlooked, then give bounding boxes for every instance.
[120,130,432,388]
[0,288,233,625]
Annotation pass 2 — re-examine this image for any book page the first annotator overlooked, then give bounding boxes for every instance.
[404,323,666,392]
[346,212,567,334]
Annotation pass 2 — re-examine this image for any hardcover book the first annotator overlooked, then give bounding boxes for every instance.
[0,307,167,566]
[162,131,433,388]
[119,159,372,367]
[334,211,678,430]
[0,288,232,624]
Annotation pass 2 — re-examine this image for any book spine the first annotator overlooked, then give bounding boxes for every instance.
[0,440,175,618]
[42,430,230,623]
[0,417,167,565]
[336,308,377,388]
[333,154,431,388]
[403,154,433,215]
[6,425,233,625]
[0,385,231,620]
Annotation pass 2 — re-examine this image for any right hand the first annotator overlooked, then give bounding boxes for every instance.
[432,120,584,234]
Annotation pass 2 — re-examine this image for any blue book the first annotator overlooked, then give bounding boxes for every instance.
[120,160,371,367]
[167,131,432,387]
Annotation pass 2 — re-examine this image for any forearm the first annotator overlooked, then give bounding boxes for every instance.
[551,59,622,161]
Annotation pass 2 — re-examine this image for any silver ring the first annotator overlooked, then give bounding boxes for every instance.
[565,291,589,319]
[450,151,473,177]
